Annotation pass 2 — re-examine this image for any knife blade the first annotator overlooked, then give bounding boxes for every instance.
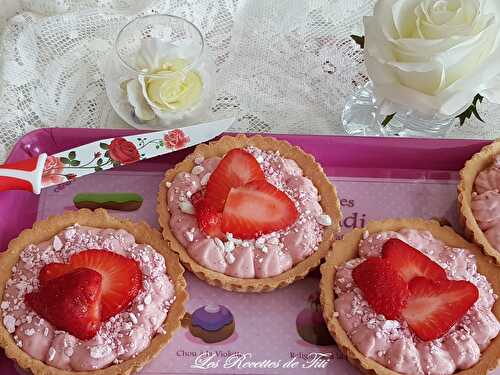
[0,118,234,194]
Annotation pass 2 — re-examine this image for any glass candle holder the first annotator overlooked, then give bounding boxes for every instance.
[104,14,215,129]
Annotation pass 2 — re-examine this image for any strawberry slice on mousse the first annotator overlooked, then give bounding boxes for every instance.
[352,257,409,320]
[37,249,143,323]
[352,239,479,341]
[382,238,447,282]
[26,268,103,340]
[402,277,479,341]
[204,149,265,212]
[194,148,298,240]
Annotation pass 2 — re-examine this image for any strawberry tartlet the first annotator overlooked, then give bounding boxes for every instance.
[0,209,187,375]
[158,135,341,292]
[320,219,500,375]
[459,140,500,263]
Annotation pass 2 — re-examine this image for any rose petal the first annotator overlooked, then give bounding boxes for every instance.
[392,0,421,38]
[480,75,500,104]
[373,0,400,39]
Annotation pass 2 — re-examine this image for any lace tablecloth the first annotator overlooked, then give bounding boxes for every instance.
[1,0,499,162]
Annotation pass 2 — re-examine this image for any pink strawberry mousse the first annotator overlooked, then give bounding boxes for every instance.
[472,155,500,250]
[166,147,332,278]
[1,225,176,371]
[334,230,500,375]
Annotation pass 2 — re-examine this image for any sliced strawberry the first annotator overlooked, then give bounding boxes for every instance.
[26,268,102,340]
[352,258,409,319]
[197,204,225,239]
[382,238,447,282]
[205,149,265,211]
[38,250,143,321]
[221,179,299,239]
[402,277,479,341]
[191,189,205,211]
[39,262,68,285]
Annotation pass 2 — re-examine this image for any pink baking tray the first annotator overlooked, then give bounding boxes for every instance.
[0,128,493,375]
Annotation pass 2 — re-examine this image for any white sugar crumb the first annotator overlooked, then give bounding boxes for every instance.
[191,165,204,175]
[200,173,211,186]
[1,301,9,309]
[24,328,35,336]
[90,345,112,359]
[179,201,195,215]
[53,235,63,251]
[165,181,172,188]
[3,315,16,333]
[44,327,49,336]
[157,326,167,334]
[194,156,204,165]
[48,347,56,361]
[129,313,138,324]
[185,230,194,242]
[224,240,235,253]
[144,294,152,305]
[333,312,340,318]
[382,320,400,331]
[316,214,332,226]
[362,230,369,240]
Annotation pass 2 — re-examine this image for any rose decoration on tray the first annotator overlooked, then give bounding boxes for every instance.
[41,129,190,187]
[355,0,500,124]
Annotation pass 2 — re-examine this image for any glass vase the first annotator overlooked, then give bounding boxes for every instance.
[342,82,455,137]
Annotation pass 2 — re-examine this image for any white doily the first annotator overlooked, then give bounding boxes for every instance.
[1,0,499,162]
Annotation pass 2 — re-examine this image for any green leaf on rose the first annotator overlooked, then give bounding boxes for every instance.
[112,160,121,167]
[69,160,80,166]
[351,35,365,49]
[381,113,396,127]
[68,151,76,160]
[60,157,71,164]
[104,151,110,158]
[97,158,103,166]
[100,143,109,150]
[457,94,484,126]
[94,166,103,172]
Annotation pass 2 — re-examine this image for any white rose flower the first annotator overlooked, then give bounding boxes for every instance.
[364,0,500,117]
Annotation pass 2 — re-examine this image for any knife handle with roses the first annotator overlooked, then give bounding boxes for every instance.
[0,118,235,194]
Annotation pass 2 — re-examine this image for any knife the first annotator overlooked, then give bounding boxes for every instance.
[0,118,234,194]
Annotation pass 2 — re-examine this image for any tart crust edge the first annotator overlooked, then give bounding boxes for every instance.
[0,208,188,375]
[458,139,500,264]
[320,218,500,375]
[157,134,342,293]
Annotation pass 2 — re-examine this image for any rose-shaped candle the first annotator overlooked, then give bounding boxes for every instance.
[343,0,500,137]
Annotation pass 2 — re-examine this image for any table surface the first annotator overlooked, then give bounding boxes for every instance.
[0,0,499,163]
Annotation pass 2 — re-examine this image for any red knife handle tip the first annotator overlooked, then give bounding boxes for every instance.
[0,154,47,194]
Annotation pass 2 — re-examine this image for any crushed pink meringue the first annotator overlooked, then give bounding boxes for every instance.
[472,155,500,250]
[1,225,175,371]
[334,229,500,375]
[166,146,332,278]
